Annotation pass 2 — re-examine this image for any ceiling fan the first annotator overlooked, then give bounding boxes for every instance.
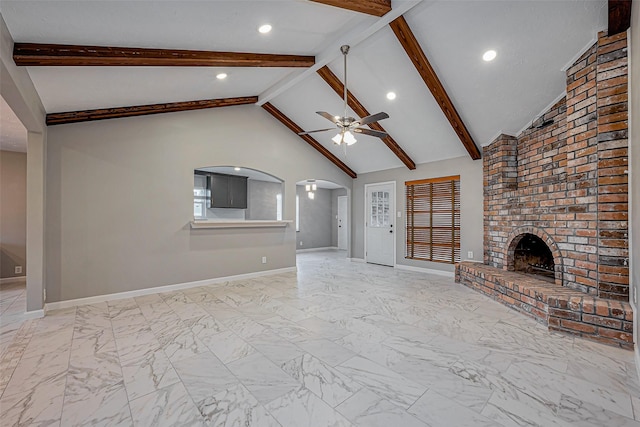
[298,45,389,146]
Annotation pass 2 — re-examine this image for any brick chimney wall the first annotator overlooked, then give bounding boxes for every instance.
[484,31,629,301]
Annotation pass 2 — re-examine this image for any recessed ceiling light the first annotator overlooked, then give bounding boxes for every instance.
[216,73,227,80]
[258,24,272,34]
[483,50,497,62]
[386,92,396,100]
[234,167,241,171]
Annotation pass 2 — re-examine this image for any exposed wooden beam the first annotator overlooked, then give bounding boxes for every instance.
[389,16,481,160]
[310,0,391,17]
[261,102,357,178]
[317,66,416,170]
[608,0,632,35]
[14,43,315,67]
[46,97,258,125]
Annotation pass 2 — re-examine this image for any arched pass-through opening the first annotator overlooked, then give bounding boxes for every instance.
[193,166,284,221]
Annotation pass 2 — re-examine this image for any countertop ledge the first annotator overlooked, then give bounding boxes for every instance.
[190,220,292,229]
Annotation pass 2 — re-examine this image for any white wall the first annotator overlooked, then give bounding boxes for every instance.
[352,155,484,272]
[45,105,352,302]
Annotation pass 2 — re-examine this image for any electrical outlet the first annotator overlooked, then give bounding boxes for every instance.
[467,251,473,259]
[15,266,22,274]
[634,287,637,305]
[397,211,401,218]
[43,289,46,302]
[300,241,303,246]
[262,256,267,264]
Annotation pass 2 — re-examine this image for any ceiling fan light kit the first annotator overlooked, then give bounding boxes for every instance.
[298,45,389,148]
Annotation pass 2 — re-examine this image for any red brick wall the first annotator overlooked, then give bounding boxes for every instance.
[596,32,629,300]
[484,31,629,301]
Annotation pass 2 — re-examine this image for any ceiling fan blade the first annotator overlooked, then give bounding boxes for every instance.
[316,111,340,124]
[352,128,388,139]
[356,112,389,126]
[297,128,335,136]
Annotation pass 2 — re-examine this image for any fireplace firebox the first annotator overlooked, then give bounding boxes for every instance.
[512,234,555,283]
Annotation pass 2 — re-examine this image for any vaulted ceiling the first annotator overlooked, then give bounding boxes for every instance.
[0,0,610,175]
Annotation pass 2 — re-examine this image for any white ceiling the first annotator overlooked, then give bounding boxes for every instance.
[0,0,607,173]
[0,95,27,152]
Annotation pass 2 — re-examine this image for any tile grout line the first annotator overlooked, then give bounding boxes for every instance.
[56,306,78,425]
[105,302,136,425]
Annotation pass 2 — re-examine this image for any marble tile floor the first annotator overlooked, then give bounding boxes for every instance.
[0,251,639,426]
[0,279,27,357]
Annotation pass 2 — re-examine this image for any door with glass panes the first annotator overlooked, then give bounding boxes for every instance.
[365,182,395,266]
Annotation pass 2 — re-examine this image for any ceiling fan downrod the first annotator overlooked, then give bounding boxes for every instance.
[341,45,350,121]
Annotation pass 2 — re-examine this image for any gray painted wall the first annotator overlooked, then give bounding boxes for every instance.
[352,155,483,272]
[331,188,347,248]
[296,185,332,249]
[0,150,27,279]
[45,105,352,302]
[247,180,282,220]
[630,7,639,353]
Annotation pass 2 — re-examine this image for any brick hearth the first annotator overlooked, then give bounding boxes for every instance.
[455,30,632,348]
[456,262,633,348]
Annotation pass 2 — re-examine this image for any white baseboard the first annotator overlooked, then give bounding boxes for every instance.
[0,276,26,285]
[348,258,365,263]
[45,266,297,311]
[2,309,44,324]
[23,309,45,320]
[394,264,455,278]
[296,247,339,253]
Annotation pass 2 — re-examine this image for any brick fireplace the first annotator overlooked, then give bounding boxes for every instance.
[456,31,633,348]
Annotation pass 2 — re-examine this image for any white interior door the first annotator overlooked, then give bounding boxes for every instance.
[365,182,395,266]
[337,196,348,250]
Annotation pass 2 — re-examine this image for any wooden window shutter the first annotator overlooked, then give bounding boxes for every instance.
[405,175,460,264]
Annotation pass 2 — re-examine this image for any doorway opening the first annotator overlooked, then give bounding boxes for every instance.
[295,179,349,259]
[0,95,28,323]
